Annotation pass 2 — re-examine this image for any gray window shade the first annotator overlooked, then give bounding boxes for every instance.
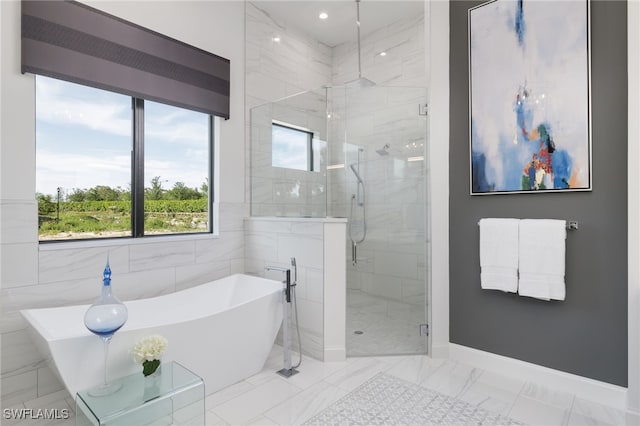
[22,0,230,118]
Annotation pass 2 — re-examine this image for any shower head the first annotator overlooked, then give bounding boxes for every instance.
[344,77,376,88]
[376,144,390,156]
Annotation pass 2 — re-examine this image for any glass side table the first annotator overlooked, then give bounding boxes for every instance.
[75,361,204,426]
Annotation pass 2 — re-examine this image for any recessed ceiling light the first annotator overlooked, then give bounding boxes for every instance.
[272,35,281,42]
[379,51,387,57]
[319,11,328,20]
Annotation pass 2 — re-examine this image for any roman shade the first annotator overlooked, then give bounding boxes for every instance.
[21,0,230,118]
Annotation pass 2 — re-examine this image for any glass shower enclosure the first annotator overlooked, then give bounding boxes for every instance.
[250,84,428,357]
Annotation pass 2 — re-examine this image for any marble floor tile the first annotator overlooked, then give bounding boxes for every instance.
[323,357,391,392]
[281,356,349,390]
[458,378,520,416]
[263,380,348,425]
[205,380,256,410]
[384,354,446,384]
[346,289,426,357]
[245,416,279,426]
[420,360,482,398]
[568,410,613,426]
[520,381,576,411]
[204,411,229,425]
[211,377,302,425]
[571,397,628,425]
[13,342,636,426]
[509,395,571,426]
[457,368,524,416]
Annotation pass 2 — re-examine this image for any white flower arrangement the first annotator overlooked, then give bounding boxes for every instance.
[131,335,168,376]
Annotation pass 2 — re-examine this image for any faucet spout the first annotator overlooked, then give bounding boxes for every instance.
[265,265,291,303]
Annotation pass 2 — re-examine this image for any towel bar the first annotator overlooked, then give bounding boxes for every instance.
[477,219,579,230]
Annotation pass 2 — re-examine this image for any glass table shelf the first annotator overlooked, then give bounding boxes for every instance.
[75,361,204,426]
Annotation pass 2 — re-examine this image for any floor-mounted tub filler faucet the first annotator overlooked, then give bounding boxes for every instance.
[265,257,301,378]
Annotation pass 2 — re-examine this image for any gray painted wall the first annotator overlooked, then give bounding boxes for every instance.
[449,0,628,386]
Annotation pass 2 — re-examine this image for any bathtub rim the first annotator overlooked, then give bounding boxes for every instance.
[20,273,283,343]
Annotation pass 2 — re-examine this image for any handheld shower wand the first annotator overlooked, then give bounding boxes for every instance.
[349,163,365,207]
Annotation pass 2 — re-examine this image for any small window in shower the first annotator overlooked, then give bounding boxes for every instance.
[271,121,314,171]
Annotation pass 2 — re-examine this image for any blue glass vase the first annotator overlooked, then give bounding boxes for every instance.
[84,259,128,396]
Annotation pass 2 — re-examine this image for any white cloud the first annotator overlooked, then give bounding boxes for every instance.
[36,150,130,196]
[36,76,130,137]
[35,77,211,196]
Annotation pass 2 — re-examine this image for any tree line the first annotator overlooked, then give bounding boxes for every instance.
[38,176,208,202]
[37,176,208,215]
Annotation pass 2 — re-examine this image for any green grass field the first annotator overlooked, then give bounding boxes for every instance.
[38,200,209,240]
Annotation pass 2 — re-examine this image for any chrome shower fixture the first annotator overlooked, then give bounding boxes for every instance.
[349,163,364,184]
[376,144,390,156]
[343,0,376,88]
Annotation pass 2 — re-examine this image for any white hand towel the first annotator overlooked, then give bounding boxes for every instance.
[518,219,567,301]
[479,218,519,293]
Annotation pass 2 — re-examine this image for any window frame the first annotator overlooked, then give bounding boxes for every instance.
[271,121,315,172]
[36,77,215,243]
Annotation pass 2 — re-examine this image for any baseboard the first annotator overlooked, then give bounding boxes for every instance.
[430,342,450,359]
[449,343,627,410]
[324,347,346,362]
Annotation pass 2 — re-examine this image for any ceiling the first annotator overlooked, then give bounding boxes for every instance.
[251,1,425,47]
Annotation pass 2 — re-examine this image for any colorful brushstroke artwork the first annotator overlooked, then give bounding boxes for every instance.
[468,0,591,194]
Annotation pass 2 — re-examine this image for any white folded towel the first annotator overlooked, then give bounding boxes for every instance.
[518,219,567,301]
[479,218,520,293]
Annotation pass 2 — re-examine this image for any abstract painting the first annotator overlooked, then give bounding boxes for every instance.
[469,0,591,194]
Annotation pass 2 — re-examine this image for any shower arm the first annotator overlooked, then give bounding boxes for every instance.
[356,0,362,80]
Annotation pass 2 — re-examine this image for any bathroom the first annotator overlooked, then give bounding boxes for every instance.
[1,0,639,425]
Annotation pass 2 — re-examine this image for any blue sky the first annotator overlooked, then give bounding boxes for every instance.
[35,76,209,197]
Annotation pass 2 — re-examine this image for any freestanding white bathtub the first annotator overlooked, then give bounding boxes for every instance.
[21,273,283,397]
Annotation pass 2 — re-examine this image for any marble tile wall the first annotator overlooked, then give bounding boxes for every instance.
[329,15,427,307]
[332,13,426,88]
[331,86,427,306]
[250,89,328,217]
[0,201,248,406]
[244,218,326,361]
[245,5,427,307]
[245,2,333,217]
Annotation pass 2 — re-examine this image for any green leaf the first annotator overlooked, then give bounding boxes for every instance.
[142,359,161,376]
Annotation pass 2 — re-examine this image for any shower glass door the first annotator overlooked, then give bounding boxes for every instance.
[327,85,428,357]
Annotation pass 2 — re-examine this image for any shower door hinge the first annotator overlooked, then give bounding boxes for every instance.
[419,103,428,116]
[419,323,429,336]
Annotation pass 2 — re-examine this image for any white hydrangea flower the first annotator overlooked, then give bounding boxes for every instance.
[131,334,168,364]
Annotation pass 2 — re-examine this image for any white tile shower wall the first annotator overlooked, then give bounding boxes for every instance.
[332,14,425,87]
[244,218,325,360]
[0,202,248,406]
[245,2,333,216]
[329,13,427,306]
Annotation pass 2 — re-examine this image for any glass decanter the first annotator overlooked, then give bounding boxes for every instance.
[84,259,128,396]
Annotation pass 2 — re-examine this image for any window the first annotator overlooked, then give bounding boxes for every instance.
[36,76,214,242]
[271,122,314,171]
